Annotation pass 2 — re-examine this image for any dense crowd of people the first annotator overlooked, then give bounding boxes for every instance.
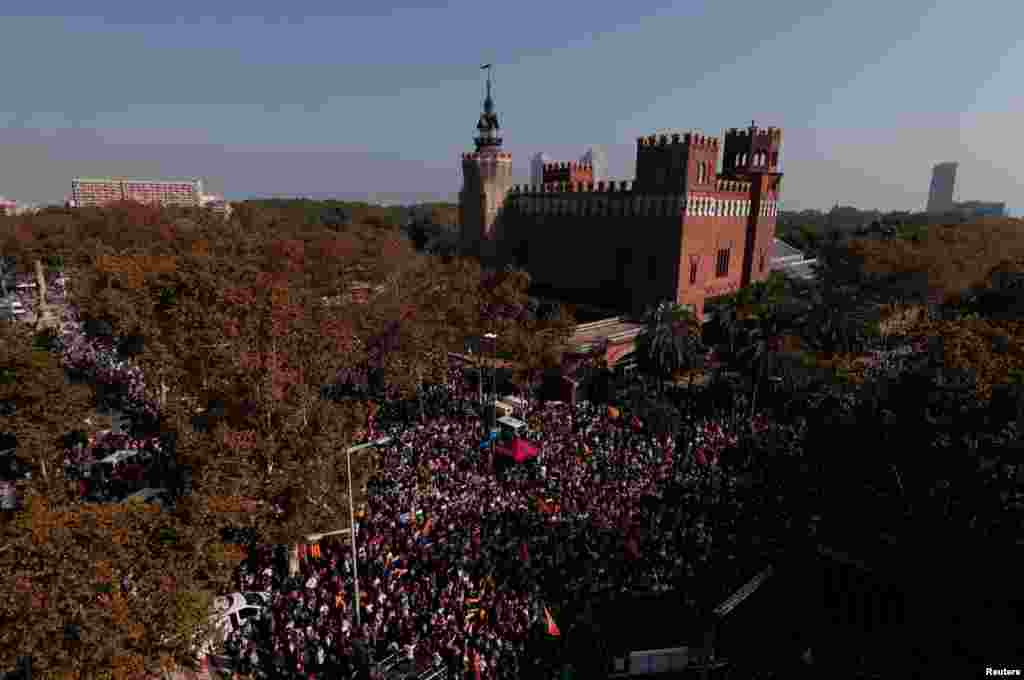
[221,363,791,680]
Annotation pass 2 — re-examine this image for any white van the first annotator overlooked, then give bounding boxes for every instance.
[497,415,527,439]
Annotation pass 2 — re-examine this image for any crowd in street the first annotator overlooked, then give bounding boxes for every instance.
[222,366,788,680]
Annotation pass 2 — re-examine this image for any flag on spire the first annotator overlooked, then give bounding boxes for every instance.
[481,63,492,70]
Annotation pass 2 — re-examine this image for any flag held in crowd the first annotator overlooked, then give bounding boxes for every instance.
[544,607,561,637]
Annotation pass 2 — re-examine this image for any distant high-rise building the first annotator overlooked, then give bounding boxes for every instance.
[530,152,552,187]
[926,162,957,214]
[70,177,203,208]
[580,146,608,182]
[0,196,16,216]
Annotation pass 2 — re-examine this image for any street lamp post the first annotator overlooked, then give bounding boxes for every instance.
[344,436,392,629]
[484,333,498,463]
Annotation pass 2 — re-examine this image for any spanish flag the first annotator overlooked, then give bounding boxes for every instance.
[544,607,561,637]
[310,543,321,559]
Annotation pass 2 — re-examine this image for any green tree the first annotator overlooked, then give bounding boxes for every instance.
[636,302,704,401]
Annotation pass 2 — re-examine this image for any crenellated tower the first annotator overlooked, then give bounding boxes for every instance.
[459,65,513,260]
[542,160,594,186]
[633,131,719,195]
[722,122,784,287]
[722,121,782,175]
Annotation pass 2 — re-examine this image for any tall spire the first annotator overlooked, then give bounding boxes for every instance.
[484,73,494,115]
[474,64,502,152]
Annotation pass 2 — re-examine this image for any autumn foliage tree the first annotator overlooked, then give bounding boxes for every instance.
[0,322,236,679]
[0,199,579,676]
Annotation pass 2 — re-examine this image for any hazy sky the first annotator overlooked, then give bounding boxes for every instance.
[0,1,1021,212]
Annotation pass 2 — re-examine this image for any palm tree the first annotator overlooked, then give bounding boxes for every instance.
[636,303,705,456]
[636,302,703,400]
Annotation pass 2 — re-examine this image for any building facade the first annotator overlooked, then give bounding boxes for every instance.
[926,162,957,214]
[70,177,203,208]
[458,79,783,320]
[0,197,16,216]
[200,193,233,219]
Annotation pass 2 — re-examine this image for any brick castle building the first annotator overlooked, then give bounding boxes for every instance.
[459,70,783,321]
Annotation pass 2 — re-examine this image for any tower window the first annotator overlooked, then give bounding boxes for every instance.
[716,248,730,277]
[689,257,699,284]
[759,248,766,272]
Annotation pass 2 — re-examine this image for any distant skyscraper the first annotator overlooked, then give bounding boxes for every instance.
[926,162,957,214]
[71,177,203,208]
[579,146,608,182]
[530,152,552,187]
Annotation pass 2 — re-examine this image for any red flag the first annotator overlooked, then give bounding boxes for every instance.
[472,649,482,680]
[519,540,530,563]
[544,607,561,637]
[631,415,643,431]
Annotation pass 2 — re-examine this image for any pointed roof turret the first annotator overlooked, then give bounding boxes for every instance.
[474,64,502,151]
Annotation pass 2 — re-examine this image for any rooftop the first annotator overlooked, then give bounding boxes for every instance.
[73,177,202,185]
[567,317,645,352]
